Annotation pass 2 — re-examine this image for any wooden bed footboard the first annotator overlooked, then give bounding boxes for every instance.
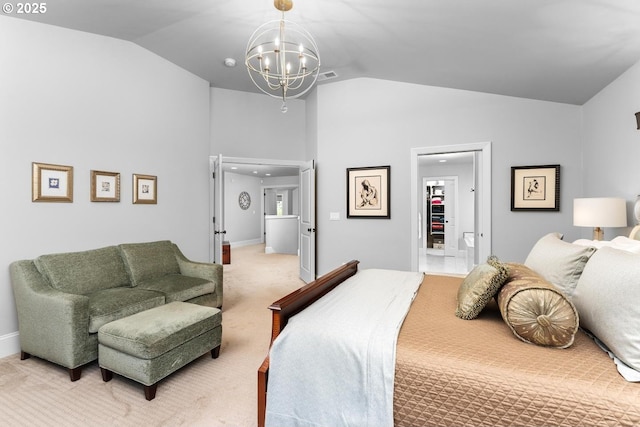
[257,260,360,427]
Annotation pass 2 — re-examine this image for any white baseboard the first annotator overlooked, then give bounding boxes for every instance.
[0,332,20,359]
[230,239,262,248]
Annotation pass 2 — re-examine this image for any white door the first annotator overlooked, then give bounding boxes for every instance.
[299,160,316,283]
[210,154,226,264]
[444,178,458,257]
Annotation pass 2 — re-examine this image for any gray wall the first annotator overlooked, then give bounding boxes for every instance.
[314,78,583,275]
[581,60,640,237]
[223,173,300,246]
[0,17,211,356]
[210,88,308,160]
[223,172,263,245]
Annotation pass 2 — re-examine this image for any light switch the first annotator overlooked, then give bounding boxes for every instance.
[329,212,340,221]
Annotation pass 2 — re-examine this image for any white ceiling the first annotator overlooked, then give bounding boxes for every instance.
[419,151,474,167]
[10,0,640,105]
[224,162,300,178]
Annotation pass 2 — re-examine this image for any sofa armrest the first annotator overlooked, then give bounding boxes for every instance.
[10,260,91,368]
[172,244,223,307]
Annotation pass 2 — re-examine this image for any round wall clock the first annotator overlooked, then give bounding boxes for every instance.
[239,191,251,210]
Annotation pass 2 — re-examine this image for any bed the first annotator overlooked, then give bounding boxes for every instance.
[257,230,640,427]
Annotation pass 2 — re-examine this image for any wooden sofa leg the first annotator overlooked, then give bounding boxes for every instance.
[20,351,81,382]
[144,383,158,401]
[100,367,113,382]
[211,345,221,359]
[69,367,82,382]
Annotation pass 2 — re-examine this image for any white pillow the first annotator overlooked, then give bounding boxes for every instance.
[524,232,596,297]
[572,247,640,376]
[573,236,640,254]
[572,239,609,249]
[610,236,640,253]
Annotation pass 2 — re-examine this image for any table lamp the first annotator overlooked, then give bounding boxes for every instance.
[573,197,627,240]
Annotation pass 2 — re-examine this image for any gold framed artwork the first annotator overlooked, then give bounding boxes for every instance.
[511,164,560,211]
[133,173,157,204]
[91,170,120,202]
[346,165,391,219]
[32,162,74,202]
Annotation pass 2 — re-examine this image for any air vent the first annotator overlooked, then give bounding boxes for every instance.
[317,70,338,81]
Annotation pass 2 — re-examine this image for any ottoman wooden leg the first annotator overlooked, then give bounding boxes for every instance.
[211,345,221,359]
[100,367,113,382]
[144,383,158,401]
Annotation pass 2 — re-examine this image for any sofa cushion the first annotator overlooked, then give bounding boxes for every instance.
[88,288,165,333]
[572,247,640,376]
[498,263,578,348]
[35,246,130,295]
[119,240,180,286]
[137,274,216,303]
[524,232,596,297]
[455,256,509,320]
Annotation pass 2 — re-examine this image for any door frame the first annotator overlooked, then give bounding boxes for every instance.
[209,156,314,280]
[298,160,316,283]
[410,142,491,271]
[210,154,225,264]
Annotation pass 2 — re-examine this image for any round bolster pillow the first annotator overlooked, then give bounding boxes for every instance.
[497,263,579,349]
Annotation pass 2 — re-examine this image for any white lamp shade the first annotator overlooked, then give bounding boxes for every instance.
[573,197,627,227]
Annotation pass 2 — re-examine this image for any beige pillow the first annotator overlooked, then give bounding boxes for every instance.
[524,232,596,297]
[455,256,508,320]
[498,263,578,348]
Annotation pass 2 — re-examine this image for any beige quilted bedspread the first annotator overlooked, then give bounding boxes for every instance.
[394,274,640,427]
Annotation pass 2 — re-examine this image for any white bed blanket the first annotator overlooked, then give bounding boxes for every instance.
[265,268,424,427]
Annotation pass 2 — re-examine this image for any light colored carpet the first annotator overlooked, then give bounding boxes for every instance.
[0,244,304,427]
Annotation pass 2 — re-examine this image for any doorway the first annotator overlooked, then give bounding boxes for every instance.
[263,185,299,255]
[209,155,316,283]
[410,142,492,273]
[421,173,467,274]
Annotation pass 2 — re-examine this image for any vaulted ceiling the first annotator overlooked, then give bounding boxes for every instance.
[10,0,640,105]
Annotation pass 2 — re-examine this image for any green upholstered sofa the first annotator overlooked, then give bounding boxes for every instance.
[9,240,222,381]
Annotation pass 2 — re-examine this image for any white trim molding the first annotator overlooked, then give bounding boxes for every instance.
[0,332,20,359]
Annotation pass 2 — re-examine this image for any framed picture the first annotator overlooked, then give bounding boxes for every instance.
[511,164,560,211]
[32,162,73,202]
[91,170,120,202]
[133,174,157,204]
[347,165,390,218]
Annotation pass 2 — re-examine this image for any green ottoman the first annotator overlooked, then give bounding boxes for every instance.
[98,301,222,400]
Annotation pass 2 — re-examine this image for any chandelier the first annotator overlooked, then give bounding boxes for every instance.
[245,0,320,113]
